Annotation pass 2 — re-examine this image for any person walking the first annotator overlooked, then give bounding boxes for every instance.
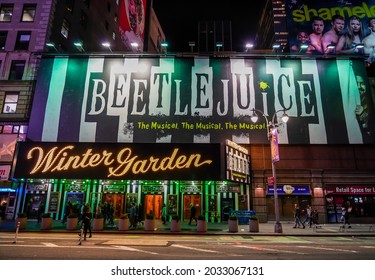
[161,203,167,224]
[341,203,352,228]
[80,207,92,240]
[188,203,197,225]
[37,201,45,223]
[303,205,313,228]
[129,203,137,229]
[293,203,305,229]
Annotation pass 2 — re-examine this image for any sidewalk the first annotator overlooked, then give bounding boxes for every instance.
[1,219,374,236]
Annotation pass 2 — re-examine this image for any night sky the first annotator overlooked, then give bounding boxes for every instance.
[152,0,265,52]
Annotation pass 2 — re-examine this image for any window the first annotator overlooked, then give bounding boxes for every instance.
[80,11,88,29]
[83,0,90,9]
[9,60,25,80]
[15,31,31,50]
[61,18,70,39]
[66,0,74,14]
[2,93,19,114]
[0,31,7,50]
[22,4,36,22]
[0,4,13,22]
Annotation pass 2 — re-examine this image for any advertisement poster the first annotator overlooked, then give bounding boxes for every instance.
[47,192,60,213]
[28,56,375,145]
[286,0,375,58]
[119,0,147,50]
[167,194,177,215]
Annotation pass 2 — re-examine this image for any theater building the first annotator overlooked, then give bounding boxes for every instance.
[9,54,375,224]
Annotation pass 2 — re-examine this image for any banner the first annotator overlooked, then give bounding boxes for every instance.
[28,56,375,144]
[286,0,375,57]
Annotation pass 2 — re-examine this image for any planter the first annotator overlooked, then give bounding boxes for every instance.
[144,218,155,231]
[66,217,78,230]
[228,219,239,233]
[93,218,104,231]
[118,218,129,231]
[170,220,181,232]
[249,219,259,232]
[41,217,53,230]
[197,220,207,232]
[15,217,27,230]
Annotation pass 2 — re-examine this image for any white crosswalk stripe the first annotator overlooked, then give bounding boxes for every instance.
[235,245,307,255]
[42,242,58,247]
[112,245,159,255]
[297,245,357,253]
[171,244,219,253]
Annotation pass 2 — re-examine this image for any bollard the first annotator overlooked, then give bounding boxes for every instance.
[13,221,20,244]
[78,224,84,245]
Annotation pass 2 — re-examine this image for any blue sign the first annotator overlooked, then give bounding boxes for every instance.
[267,185,311,195]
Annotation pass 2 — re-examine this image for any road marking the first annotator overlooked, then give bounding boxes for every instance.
[360,246,375,249]
[112,245,159,255]
[42,242,58,247]
[297,245,357,253]
[235,245,307,255]
[171,244,219,253]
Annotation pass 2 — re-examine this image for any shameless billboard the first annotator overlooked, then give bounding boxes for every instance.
[286,0,375,56]
[27,56,375,144]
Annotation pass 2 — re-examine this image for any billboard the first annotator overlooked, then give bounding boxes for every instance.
[12,142,223,180]
[286,0,375,57]
[27,56,375,144]
[119,0,147,50]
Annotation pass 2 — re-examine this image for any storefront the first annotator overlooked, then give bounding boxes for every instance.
[11,141,251,222]
[266,184,312,220]
[325,184,375,223]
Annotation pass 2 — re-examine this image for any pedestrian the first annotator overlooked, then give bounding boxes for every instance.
[161,203,167,224]
[137,203,144,226]
[108,203,114,225]
[303,205,313,228]
[293,203,305,228]
[341,204,352,228]
[312,209,319,225]
[129,203,137,229]
[37,201,45,223]
[80,207,92,240]
[62,200,72,223]
[188,203,197,225]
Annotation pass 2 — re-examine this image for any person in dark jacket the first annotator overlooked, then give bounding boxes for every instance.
[188,203,197,225]
[80,208,92,240]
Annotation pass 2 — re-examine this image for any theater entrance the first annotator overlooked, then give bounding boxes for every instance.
[183,194,201,221]
[144,194,163,219]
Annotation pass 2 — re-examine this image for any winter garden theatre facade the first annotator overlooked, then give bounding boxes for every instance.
[9,55,375,223]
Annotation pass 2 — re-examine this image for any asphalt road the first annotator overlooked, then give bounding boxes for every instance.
[0,232,374,260]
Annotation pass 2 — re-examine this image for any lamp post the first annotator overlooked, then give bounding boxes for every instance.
[251,108,289,233]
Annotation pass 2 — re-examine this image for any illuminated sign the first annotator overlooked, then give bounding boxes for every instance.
[326,185,375,195]
[267,185,311,195]
[13,142,222,180]
[225,140,251,183]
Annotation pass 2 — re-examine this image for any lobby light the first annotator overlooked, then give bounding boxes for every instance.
[73,41,85,52]
[250,108,289,233]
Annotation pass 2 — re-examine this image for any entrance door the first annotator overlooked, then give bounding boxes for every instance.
[25,193,46,219]
[183,195,201,221]
[144,194,163,219]
[103,194,125,219]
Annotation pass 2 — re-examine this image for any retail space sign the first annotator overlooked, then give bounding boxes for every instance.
[12,142,223,181]
[326,185,375,195]
[267,185,311,195]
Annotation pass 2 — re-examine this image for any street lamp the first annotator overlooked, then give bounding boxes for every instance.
[250,108,289,233]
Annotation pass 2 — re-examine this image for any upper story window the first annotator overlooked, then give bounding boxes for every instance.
[66,0,74,14]
[22,4,36,22]
[80,11,88,29]
[15,31,31,50]
[83,0,90,9]
[61,18,70,39]
[0,4,13,22]
[2,93,19,114]
[9,60,26,80]
[0,31,7,50]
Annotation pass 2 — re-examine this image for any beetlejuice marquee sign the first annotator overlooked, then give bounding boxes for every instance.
[28,56,375,144]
